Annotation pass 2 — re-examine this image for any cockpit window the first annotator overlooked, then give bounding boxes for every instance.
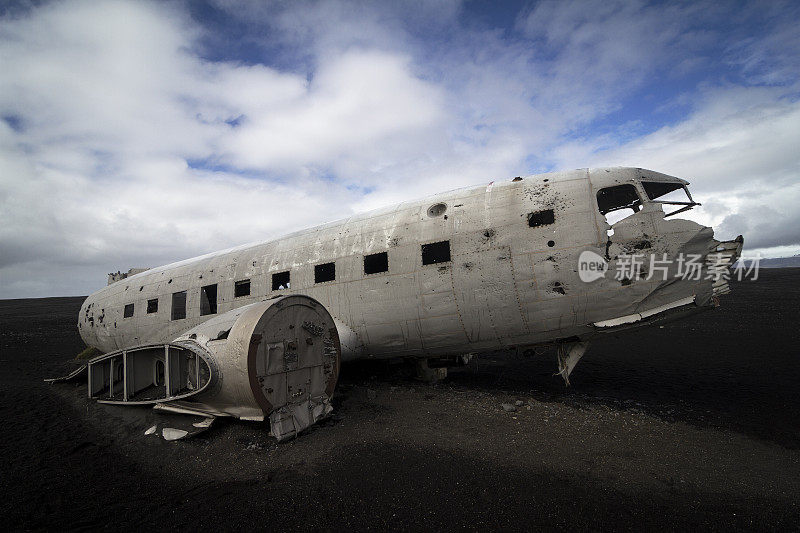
[597,185,642,215]
[642,181,683,200]
[641,181,698,217]
[597,184,642,226]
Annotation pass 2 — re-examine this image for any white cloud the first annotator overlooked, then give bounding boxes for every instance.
[218,50,448,171]
[0,0,798,298]
[551,86,800,251]
[0,1,456,297]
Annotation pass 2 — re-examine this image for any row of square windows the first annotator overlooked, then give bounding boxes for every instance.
[118,207,561,321]
[121,240,454,320]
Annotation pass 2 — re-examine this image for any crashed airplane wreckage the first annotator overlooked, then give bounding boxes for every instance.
[52,167,742,441]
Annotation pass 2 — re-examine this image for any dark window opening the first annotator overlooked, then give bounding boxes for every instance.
[200,284,217,315]
[364,252,389,274]
[527,209,555,227]
[314,262,335,284]
[123,303,134,318]
[154,360,165,387]
[147,298,158,314]
[422,240,451,265]
[234,279,251,297]
[171,291,187,320]
[597,184,642,225]
[597,184,642,215]
[272,271,291,290]
[642,181,682,200]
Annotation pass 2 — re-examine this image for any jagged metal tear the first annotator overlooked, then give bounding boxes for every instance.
[269,396,333,441]
[556,341,589,386]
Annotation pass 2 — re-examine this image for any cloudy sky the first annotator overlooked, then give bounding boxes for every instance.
[1,0,798,298]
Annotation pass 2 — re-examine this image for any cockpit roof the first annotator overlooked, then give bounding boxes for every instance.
[586,167,689,190]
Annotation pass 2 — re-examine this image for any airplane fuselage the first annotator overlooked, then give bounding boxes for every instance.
[78,167,735,363]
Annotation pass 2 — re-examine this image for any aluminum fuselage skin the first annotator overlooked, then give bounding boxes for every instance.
[78,167,722,361]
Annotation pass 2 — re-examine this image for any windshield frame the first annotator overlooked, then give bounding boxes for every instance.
[640,180,700,217]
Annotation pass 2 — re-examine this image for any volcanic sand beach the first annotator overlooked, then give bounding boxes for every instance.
[1,269,798,530]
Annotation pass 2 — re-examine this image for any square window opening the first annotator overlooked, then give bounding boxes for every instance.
[200,284,217,315]
[527,209,555,227]
[314,262,335,283]
[171,291,187,320]
[272,271,290,290]
[123,303,134,318]
[421,240,451,265]
[234,279,251,297]
[146,298,158,314]
[597,184,642,225]
[364,252,389,274]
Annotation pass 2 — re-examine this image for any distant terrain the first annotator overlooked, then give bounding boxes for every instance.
[758,254,800,268]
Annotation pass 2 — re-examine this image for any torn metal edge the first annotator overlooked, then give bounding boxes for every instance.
[593,295,696,328]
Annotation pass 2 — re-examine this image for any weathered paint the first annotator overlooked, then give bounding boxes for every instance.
[78,167,741,371]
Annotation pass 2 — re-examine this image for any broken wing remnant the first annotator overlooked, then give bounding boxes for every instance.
[85,296,341,441]
[87,344,213,404]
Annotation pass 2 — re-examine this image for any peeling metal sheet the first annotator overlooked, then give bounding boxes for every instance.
[269,397,333,441]
[593,296,696,328]
[709,236,744,296]
[146,417,217,440]
[162,428,189,441]
[556,341,589,385]
[193,417,215,428]
[44,364,87,383]
[153,401,229,418]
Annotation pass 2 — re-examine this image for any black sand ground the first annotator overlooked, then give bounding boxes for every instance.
[1,269,798,531]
